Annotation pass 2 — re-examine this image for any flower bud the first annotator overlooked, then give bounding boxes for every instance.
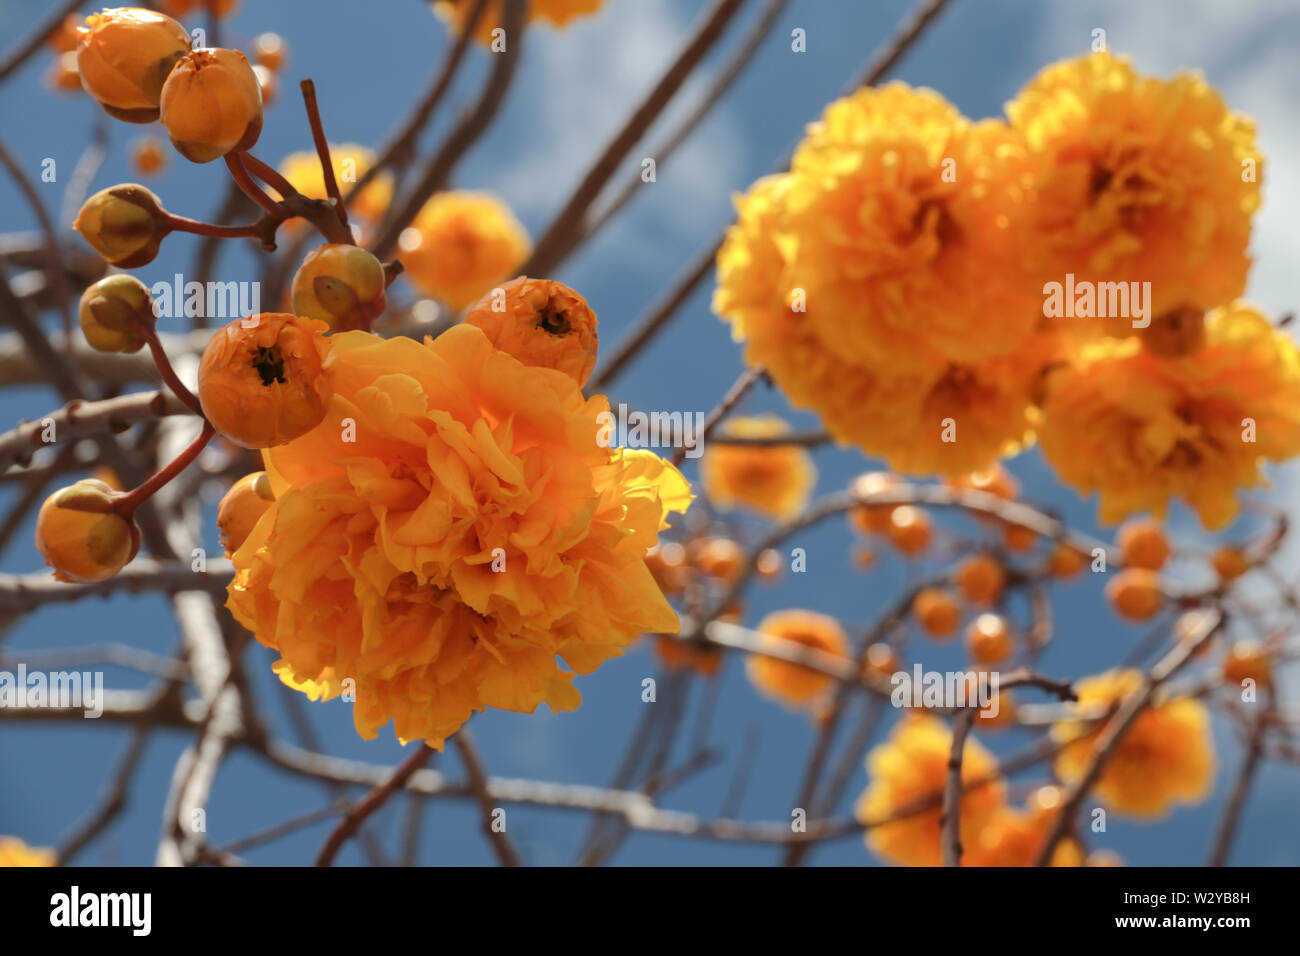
[198,313,334,448]
[35,479,140,582]
[76,8,191,123]
[131,136,167,176]
[78,274,156,353]
[217,471,274,555]
[48,52,84,93]
[49,14,84,54]
[465,276,598,386]
[160,47,263,163]
[291,244,387,332]
[253,32,286,72]
[73,183,171,267]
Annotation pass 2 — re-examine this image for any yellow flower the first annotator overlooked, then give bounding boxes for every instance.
[745,609,849,710]
[963,802,1083,867]
[399,192,531,311]
[1007,52,1262,329]
[0,837,55,867]
[1039,302,1300,529]
[464,277,598,386]
[714,174,1055,476]
[1051,669,1214,817]
[276,144,393,224]
[434,0,604,45]
[700,415,816,520]
[227,325,690,747]
[855,714,1006,867]
[197,314,335,449]
[718,85,1041,371]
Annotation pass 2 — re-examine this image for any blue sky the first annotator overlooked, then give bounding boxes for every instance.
[1,0,1298,865]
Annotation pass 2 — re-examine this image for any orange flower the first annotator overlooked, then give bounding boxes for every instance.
[1039,303,1300,530]
[700,415,816,520]
[226,325,690,746]
[76,8,191,122]
[1007,52,1261,330]
[746,609,849,710]
[464,277,598,386]
[73,183,171,268]
[856,714,1006,867]
[0,837,55,867]
[291,244,388,332]
[197,314,334,449]
[160,47,263,163]
[399,192,530,311]
[1052,669,1214,817]
[963,794,1083,867]
[435,0,604,45]
[78,274,155,353]
[35,479,140,583]
[216,471,274,555]
[275,144,392,225]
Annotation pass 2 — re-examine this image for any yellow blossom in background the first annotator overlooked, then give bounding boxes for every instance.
[1052,669,1214,817]
[746,609,848,710]
[0,837,55,867]
[700,415,816,520]
[856,714,1005,867]
[227,325,690,747]
[399,191,531,311]
[435,0,604,45]
[714,144,1056,476]
[276,144,393,224]
[963,806,1083,867]
[1007,51,1262,332]
[1039,302,1300,529]
[778,88,1041,373]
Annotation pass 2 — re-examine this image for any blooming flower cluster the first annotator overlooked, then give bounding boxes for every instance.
[714,52,1296,528]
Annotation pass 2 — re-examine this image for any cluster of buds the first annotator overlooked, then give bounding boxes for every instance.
[36,7,401,585]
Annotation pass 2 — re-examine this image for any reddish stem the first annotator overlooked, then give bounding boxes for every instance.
[300,78,351,235]
[144,330,201,413]
[225,152,284,218]
[114,421,216,519]
[162,212,262,240]
[239,152,302,202]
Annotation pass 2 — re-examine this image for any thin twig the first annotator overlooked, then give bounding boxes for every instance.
[315,744,434,866]
[455,729,523,866]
